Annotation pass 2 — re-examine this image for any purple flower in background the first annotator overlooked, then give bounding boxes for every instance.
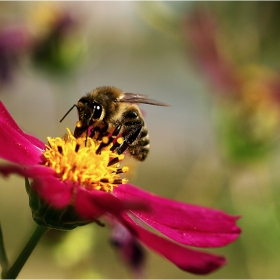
[110,220,146,278]
[30,7,84,74]
[0,25,31,84]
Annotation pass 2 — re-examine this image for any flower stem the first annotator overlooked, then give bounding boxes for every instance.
[2,225,49,279]
[0,222,9,277]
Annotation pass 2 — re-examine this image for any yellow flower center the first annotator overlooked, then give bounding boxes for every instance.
[43,128,128,192]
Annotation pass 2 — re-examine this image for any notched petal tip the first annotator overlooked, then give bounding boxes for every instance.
[181,254,226,275]
[123,214,228,275]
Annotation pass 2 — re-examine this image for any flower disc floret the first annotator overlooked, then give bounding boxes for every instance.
[43,128,128,192]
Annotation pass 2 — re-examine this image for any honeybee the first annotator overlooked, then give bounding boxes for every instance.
[60,86,168,161]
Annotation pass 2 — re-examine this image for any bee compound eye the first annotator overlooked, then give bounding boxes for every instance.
[93,104,102,119]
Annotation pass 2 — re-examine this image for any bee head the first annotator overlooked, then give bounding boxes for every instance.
[78,97,103,124]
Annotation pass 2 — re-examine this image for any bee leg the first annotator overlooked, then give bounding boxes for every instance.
[96,124,122,154]
[116,124,142,155]
[74,125,87,138]
[97,122,109,140]
[113,123,123,136]
[89,126,100,138]
[115,141,129,155]
[111,124,132,152]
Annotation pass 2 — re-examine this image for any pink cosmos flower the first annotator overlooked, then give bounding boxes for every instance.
[184,7,280,163]
[0,25,32,84]
[184,7,280,104]
[0,101,241,275]
[183,8,241,94]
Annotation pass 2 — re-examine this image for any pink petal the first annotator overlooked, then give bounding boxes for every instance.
[114,184,241,248]
[0,163,55,178]
[0,163,71,208]
[32,176,73,208]
[0,102,45,150]
[75,187,149,221]
[122,214,226,275]
[75,188,106,219]
[0,116,43,165]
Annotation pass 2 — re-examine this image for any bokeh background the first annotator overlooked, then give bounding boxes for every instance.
[1,1,280,278]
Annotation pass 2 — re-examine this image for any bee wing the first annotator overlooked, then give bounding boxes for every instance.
[121,93,170,106]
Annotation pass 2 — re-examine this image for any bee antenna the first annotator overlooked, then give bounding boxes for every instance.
[60,105,78,123]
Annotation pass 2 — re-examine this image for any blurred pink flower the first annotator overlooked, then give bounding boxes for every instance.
[110,220,146,278]
[30,7,84,74]
[184,7,280,102]
[184,7,280,162]
[0,25,32,84]
[0,101,241,274]
[183,8,241,94]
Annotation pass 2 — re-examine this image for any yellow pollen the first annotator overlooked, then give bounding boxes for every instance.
[117,137,124,144]
[76,121,82,128]
[122,166,129,173]
[102,136,110,144]
[43,128,128,192]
